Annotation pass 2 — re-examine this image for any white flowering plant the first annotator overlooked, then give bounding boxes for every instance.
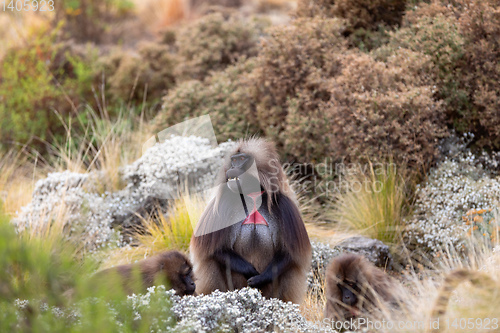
[404,151,500,255]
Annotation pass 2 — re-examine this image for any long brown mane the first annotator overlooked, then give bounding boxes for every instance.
[192,137,307,260]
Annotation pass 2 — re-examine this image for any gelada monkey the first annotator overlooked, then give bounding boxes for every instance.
[190,138,311,303]
[324,253,400,321]
[94,250,196,296]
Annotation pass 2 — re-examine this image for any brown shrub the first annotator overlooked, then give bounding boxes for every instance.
[189,0,243,14]
[155,18,348,161]
[325,52,448,167]
[376,4,465,66]
[296,0,336,18]
[251,18,347,161]
[296,0,405,51]
[54,0,134,43]
[297,0,406,30]
[458,0,500,148]
[403,1,452,26]
[251,17,447,167]
[333,0,407,30]
[98,42,176,106]
[155,16,448,169]
[156,59,258,142]
[347,26,390,52]
[385,0,500,149]
[175,13,268,81]
[375,10,467,123]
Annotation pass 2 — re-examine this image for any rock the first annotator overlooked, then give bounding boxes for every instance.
[116,135,235,234]
[307,241,342,297]
[337,236,393,269]
[168,287,334,332]
[12,171,122,252]
[110,195,169,236]
[13,136,236,251]
[122,135,235,201]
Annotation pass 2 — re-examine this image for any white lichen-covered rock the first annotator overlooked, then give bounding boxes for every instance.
[405,151,500,254]
[123,135,235,200]
[168,288,334,332]
[337,236,393,269]
[12,171,122,251]
[14,286,336,332]
[307,242,342,296]
[13,136,236,251]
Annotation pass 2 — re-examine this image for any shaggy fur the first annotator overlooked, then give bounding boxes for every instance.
[325,253,399,320]
[190,138,311,303]
[94,250,196,296]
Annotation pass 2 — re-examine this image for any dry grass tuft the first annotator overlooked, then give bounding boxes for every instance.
[47,107,152,193]
[300,286,326,323]
[331,161,410,246]
[0,149,39,216]
[389,233,500,333]
[98,191,206,269]
[136,192,206,253]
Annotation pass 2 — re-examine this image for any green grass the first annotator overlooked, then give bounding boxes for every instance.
[136,192,205,252]
[0,201,176,332]
[332,161,410,245]
[98,191,205,270]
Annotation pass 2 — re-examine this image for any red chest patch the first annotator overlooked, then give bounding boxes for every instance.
[242,191,267,226]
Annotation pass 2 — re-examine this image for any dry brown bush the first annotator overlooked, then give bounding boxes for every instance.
[296,0,405,51]
[297,0,406,30]
[174,13,268,81]
[54,0,134,43]
[157,59,258,142]
[296,0,336,18]
[403,1,453,25]
[384,0,500,149]
[98,42,176,106]
[251,18,347,160]
[154,16,449,168]
[375,8,467,126]
[250,17,447,167]
[325,51,448,167]
[458,0,500,148]
[333,0,406,30]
